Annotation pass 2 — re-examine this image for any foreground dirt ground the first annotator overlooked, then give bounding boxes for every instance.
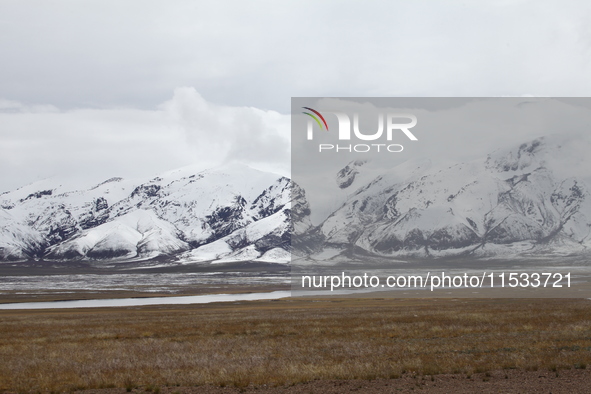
[0,297,590,393]
[74,369,591,394]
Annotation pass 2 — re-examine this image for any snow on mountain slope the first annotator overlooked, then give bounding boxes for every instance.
[179,208,290,264]
[0,208,46,260]
[45,210,189,260]
[308,135,591,259]
[0,163,291,263]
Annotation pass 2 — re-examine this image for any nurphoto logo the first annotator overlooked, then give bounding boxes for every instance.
[302,106,418,153]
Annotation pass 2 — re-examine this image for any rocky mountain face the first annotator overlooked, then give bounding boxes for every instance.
[300,135,591,259]
[0,163,291,263]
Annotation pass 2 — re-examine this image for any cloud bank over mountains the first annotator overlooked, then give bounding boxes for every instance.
[0,88,290,193]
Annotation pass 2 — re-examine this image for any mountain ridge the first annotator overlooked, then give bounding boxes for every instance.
[0,163,291,263]
[295,135,591,261]
[3,135,591,265]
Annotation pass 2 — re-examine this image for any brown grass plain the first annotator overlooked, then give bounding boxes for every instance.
[0,297,590,393]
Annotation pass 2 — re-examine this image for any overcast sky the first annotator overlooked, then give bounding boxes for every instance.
[1,0,591,193]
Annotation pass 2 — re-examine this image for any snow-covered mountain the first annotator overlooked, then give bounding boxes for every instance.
[4,134,591,265]
[0,163,291,263]
[297,135,591,259]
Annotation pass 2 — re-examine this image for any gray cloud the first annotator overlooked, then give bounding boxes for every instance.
[1,1,590,113]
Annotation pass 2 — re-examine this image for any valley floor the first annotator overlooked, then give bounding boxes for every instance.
[0,298,590,393]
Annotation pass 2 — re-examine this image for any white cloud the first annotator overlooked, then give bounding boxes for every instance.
[0,99,59,114]
[159,87,290,170]
[0,88,290,193]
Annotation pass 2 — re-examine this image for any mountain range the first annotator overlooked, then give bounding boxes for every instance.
[2,134,591,264]
[300,135,591,260]
[0,163,290,264]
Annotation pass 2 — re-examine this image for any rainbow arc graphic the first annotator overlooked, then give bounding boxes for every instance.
[302,107,329,131]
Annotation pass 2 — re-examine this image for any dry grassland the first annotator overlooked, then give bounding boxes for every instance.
[0,298,590,392]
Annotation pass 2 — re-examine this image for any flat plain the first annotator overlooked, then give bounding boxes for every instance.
[0,297,590,393]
